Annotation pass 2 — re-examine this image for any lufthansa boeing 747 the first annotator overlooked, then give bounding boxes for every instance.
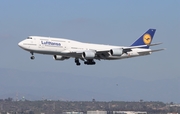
[18,29,164,66]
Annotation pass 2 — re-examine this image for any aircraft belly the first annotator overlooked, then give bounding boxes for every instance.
[29,46,66,55]
[104,55,127,60]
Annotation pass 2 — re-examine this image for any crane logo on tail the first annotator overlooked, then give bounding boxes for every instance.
[143,33,151,45]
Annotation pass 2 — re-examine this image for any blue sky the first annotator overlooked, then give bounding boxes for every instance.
[0,1,179,102]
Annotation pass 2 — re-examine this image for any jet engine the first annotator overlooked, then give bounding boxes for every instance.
[53,55,69,61]
[110,48,123,56]
[82,51,95,59]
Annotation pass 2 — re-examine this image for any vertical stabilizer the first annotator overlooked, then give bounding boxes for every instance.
[131,29,156,48]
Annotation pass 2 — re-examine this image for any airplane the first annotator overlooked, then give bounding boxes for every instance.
[18,29,164,66]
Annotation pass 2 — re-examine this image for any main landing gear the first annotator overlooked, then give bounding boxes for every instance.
[30,52,35,60]
[75,58,81,66]
[74,58,96,66]
[84,59,96,65]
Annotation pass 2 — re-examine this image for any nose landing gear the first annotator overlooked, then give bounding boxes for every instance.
[30,52,35,60]
[30,56,35,60]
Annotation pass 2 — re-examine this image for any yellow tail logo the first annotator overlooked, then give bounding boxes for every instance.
[143,34,151,45]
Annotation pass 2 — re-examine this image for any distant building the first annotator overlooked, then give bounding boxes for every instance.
[87,111,107,114]
[113,111,147,114]
[167,113,178,114]
[169,104,180,107]
[63,112,83,114]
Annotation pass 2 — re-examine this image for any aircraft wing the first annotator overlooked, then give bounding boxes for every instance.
[150,48,165,52]
[59,49,109,59]
[95,45,149,55]
[60,44,164,59]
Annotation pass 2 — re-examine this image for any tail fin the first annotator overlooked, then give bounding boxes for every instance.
[131,29,156,49]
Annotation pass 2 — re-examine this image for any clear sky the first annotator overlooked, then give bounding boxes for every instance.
[0,1,179,102]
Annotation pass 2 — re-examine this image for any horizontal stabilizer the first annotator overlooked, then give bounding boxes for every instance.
[149,42,163,46]
[151,48,165,52]
[138,48,165,54]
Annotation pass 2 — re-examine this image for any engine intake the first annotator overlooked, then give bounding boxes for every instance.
[53,55,69,61]
[82,51,95,59]
[110,48,123,56]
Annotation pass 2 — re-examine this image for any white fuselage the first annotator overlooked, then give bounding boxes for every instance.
[18,36,151,60]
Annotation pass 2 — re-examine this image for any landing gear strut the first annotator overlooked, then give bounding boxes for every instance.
[75,58,81,66]
[30,52,35,60]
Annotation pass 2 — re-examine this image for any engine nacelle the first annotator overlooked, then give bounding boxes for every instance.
[53,55,69,61]
[110,48,123,56]
[82,51,95,59]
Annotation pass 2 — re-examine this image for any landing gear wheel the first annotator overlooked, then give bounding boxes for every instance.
[84,59,96,65]
[30,52,35,60]
[76,63,81,66]
[30,56,35,60]
[75,58,81,66]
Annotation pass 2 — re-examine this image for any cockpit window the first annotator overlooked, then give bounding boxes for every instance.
[27,37,32,39]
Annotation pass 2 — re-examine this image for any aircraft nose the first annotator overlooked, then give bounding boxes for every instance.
[18,41,23,48]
